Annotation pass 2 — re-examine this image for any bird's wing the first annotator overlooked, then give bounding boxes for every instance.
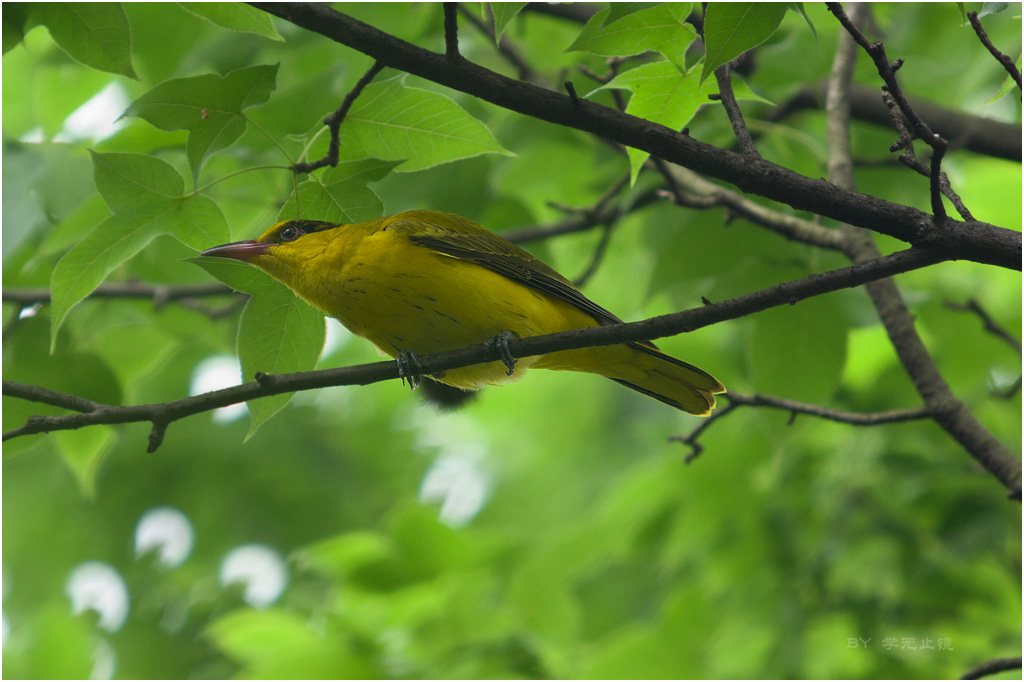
[385,213,625,328]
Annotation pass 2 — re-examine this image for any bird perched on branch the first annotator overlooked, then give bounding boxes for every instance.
[201,210,724,414]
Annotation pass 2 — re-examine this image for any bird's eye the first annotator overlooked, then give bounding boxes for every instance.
[279,225,303,242]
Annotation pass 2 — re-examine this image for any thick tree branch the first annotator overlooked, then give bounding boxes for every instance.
[961,656,1022,680]
[770,83,1021,162]
[248,2,1020,270]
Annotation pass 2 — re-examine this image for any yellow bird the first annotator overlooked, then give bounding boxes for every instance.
[201,210,725,415]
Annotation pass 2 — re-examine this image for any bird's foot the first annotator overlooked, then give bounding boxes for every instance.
[396,350,425,390]
[487,330,518,376]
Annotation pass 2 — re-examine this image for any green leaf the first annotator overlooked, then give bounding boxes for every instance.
[207,609,381,679]
[49,152,229,346]
[603,3,663,26]
[122,64,279,179]
[55,426,117,498]
[985,58,1021,103]
[237,279,326,438]
[701,3,788,83]
[50,213,162,351]
[178,3,283,40]
[28,3,137,79]
[748,293,849,403]
[90,150,229,248]
[731,75,774,104]
[568,4,696,71]
[490,2,527,43]
[280,159,400,224]
[597,60,715,183]
[2,3,30,54]
[91,150,184,211]
[189,255,271,295]
[979,2,1010,17]
[339,78,512,171]
[787,2,817,41]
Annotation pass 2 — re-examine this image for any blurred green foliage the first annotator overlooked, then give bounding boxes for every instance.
[3,2,1021,679]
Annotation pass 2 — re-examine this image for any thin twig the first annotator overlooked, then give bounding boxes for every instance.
[944,298,1022,355]
[573,222,615,288]
[657,164,845,252]
[880,91,974,221]
[2,282,235,306]
[292,60,386,174]
[827,3,949,221]
[713,62,759,156]
[671,394,931,463]
[967,11,1022,90]
[443,3,460,59]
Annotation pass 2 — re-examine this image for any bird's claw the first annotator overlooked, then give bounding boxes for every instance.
[487,330,517,376]
[396,350,424,390]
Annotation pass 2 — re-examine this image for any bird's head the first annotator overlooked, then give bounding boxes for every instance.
[201,219,339,282]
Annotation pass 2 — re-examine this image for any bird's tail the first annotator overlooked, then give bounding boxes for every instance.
[536,342,725,416]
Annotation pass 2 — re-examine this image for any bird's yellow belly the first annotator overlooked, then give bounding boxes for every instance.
[299,236,596,390]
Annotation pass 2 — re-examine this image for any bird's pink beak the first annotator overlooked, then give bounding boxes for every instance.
[200,240,269,261]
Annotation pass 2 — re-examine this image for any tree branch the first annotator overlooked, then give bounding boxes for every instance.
[944,298,1023,356]
[827,3,950,220]
[826,4,1021,501]
[247,2,1020,270]
[769,83,1021,162]
[961,656,1022,680]
[967,11,1022,90]
[2,282,234,306]
[713,62,760,157]
[292,60,386,174]
[5,246,956,447]
[671,393,931,463]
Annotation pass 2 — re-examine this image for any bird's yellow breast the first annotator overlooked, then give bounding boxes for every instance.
[275,220,599,389]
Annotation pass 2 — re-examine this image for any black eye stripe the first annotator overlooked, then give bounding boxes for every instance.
[273,220,337,243]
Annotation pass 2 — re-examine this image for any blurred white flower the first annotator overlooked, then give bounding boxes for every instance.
[219,545,287,608]
[134,507,194,568]
[65,562,129,632]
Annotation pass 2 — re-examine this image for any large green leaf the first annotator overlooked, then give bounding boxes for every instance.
[122,64,279,179]
[49,213,163,351]
[237,279,326,438]
[597,60,716,183]
[178,3,283,40]
[338,77,512,171]
[28,3,137,78]
[568,4,696,71]
[701,3,788,83]
[192,254,326,437]
[49,152,228,347]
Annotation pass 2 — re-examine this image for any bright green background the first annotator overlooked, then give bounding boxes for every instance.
[3,3,1021,679]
